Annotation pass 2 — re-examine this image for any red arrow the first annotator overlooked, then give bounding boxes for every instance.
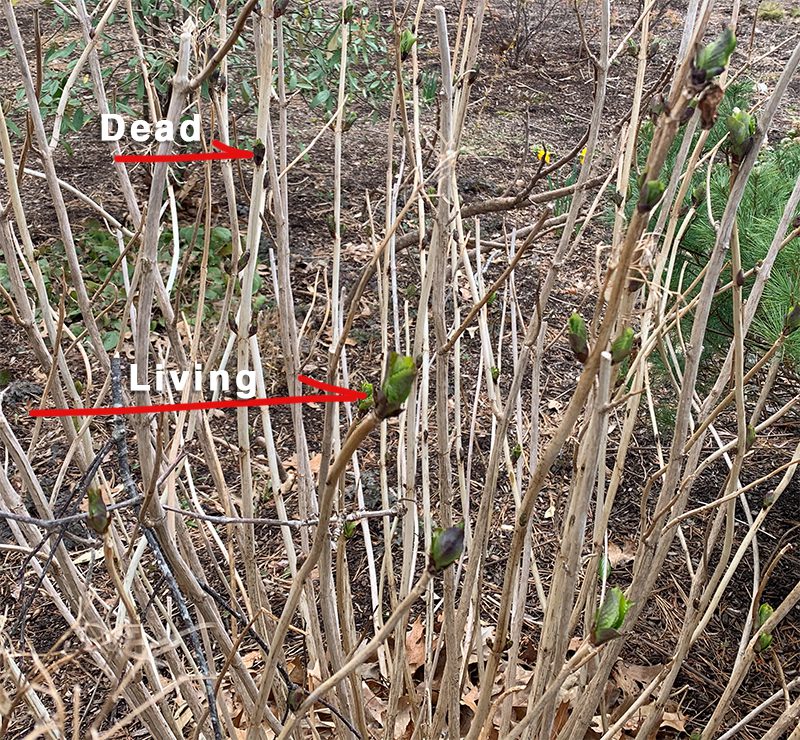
[29,375,367,418]
[114,139,253,164]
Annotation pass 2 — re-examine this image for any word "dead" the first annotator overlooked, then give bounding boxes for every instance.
[101,113,201,143]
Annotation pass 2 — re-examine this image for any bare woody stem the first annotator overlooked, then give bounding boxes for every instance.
[276,568,434,738]
[249,410,382,728]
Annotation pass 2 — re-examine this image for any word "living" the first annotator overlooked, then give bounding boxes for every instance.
[130,364,257,399]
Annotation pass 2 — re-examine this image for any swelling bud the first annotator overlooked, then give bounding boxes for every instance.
[567,312,589,363]
[87,488,110,535]
[430,524,464,572]
[610,327,635,364]
[375,352,417,419]
[692,26,736,86]
[637,179,665,213]
[726,107,756,163]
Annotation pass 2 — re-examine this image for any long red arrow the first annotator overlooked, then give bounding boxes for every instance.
[114,139,253,164]
[29,375,367,418]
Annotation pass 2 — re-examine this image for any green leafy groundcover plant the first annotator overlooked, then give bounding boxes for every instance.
[2,1,406,147]
[0,222,248,349]
[631,80,800,368]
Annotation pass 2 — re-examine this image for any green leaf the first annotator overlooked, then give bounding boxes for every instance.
[71,106,85,131]
[592,586,632,645]
[210,226,232,245]
[241,79,253,103]
[102,331,119,351]
[310,89,331,108]
[693,26,736,84]
[382,352,416,406]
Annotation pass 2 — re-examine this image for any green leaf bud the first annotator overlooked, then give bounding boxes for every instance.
[358,382,374,412]
[598,555,611,582]
[726,107,756,163]
[430,523,464,571]
[745,423,756,452]
[375,353,418,419]
[87,488,110,535]
[692,26,736,85]
[610,327,635,365]
[400,29,416,61]
[784,304,800,335]
[343,519,358,539]
[637,179,665,213]
[756,603,774,652]
[567,312,589,363]
[383,352,416,406]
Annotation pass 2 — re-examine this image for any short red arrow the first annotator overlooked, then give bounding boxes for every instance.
[114,139,253,164]
[29,375,367,418]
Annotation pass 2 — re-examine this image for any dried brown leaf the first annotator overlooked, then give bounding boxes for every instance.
[406,616,426,671]
[607,540,636,566]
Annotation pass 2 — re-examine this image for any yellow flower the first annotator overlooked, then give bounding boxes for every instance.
[579,147,587,164]
[536,146,551,164]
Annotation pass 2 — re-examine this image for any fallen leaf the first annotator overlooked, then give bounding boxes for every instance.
[662,710,687,732]
[361,680,386,728]
[622,703,686,734]
[607,540,636,566]
[406,616,426,671]
[394,695,413,738]
[612,660,662,699]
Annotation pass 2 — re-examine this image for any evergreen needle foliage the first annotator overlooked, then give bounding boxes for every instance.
[633,80,800,369]
[681,144,800,367]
